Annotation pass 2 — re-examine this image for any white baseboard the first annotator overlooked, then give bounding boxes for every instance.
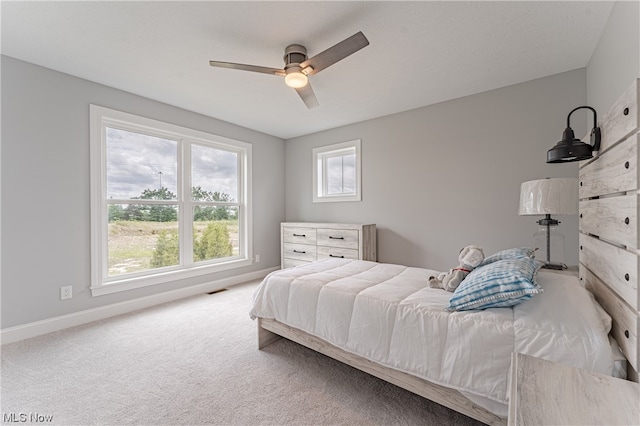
[0,267,278,345]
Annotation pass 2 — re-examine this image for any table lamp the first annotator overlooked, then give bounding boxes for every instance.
[519,178,578,269]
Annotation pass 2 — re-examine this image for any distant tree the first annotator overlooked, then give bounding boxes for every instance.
[111,187,238,223]
[148,204,177,222]
[123,187,178,222]
[192,186,236,221]
[140,187,176,201]
[140,188,177,222]
[108,204,125,222]
[192,186,225,202]
[123,204,146,221]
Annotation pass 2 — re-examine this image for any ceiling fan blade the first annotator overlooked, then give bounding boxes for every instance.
[209,61,285,76]
[295,83,319,109]
[301,31,369,75]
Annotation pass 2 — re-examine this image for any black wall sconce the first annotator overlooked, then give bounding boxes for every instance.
[547,106,601,163]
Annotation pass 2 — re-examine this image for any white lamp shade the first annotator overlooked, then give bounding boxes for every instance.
[519,178,578,215]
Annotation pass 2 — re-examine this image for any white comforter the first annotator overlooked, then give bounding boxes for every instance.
[250,259,613,412]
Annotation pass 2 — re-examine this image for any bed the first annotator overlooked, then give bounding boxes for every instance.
[250,78,640,425]
[250,259,613,424]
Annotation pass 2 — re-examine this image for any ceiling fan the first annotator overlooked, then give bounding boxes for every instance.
[209,31,369,109]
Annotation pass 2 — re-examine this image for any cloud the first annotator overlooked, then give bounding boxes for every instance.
[191,144,238,201]
[105,127,237,201]
[327,153,356,195]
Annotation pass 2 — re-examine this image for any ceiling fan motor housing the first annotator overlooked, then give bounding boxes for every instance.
[284,44,307,67]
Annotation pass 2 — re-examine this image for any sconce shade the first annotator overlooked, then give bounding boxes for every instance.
[547,106,601,163]
[547,128,598,163]
[519,178,578,216]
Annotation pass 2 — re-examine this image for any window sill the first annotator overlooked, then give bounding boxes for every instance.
[313,195,361,203]
[90,257,253,297]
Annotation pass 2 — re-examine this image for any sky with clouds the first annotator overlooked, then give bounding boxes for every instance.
[106,127,238,202]
[326,154,356,195]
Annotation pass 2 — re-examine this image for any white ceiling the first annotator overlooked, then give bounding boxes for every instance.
[1,1,614,139]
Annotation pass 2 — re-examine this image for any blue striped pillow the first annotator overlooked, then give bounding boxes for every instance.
[479,247,535,267]
[447,257,543,311]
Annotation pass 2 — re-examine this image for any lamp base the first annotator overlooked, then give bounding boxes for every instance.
[533,216,566,268]
[541,262,567,270]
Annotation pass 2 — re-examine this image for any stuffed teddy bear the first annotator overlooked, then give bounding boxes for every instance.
[428,245,485,292]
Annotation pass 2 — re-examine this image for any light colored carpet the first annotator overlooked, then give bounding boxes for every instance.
[1,281,483,425]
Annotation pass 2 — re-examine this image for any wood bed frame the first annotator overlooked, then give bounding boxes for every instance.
[258,317,506,425]
[256,78,640,425]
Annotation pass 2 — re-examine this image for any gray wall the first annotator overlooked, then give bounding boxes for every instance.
[284,0,640,272]
[586,0,639,115]
[285,70,586,271]
[1,56,285,328]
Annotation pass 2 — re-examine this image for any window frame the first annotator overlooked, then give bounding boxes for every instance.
[89,105,252,297]
[312,139,362,203]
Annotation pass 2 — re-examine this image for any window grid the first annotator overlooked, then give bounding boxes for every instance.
[90,105,252,296]
[313,140,361,203]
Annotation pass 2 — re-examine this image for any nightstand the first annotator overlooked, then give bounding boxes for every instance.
[540,264,578,277]
[508,353,639,425]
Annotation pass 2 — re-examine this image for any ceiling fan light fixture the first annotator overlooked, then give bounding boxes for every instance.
[284,67,308,88]
[209,31,369,108]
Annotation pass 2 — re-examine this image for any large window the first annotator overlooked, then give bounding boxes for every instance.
[313,140,361,203]
[90,105,252,296]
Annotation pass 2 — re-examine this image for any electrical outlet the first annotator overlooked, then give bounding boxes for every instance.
[60,286,72,300]
[255,254,260,263]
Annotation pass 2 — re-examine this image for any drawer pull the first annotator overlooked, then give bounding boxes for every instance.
[329,236,344,240]
[625,161,630,169]
[329,254,345,258]
[625,217,630,225]
[625,330,630,338]
[293,233,306,237]
[623,107,629,116]
[293,250,306,254]
[625,273,630,281]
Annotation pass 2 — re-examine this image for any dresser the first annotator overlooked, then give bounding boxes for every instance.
[281,222,376,269]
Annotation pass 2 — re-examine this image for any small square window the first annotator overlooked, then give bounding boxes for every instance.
[313,140,361,203]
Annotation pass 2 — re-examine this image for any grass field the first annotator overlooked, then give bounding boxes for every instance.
[108,220,239,276]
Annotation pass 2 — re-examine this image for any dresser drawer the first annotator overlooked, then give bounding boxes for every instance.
[317,246,359,260]
[283,227,317,245]
[282,258,310,269]
[283,243,317,262]
[317,228,359,249]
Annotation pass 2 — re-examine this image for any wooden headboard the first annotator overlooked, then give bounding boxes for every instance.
[579,78,640,380]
